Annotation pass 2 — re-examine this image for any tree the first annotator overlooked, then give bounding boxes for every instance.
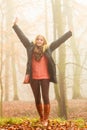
[64,0,82,98]
[0,5,4,117]
[5,0,19,100]
[52,0,67,119]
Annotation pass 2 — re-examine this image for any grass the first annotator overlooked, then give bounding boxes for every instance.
[0,117,86,126]
[0,117,31,126]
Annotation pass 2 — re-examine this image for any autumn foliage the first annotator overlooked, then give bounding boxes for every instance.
[0,118,87,130]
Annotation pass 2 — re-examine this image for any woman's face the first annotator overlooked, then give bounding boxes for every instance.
[35,35,44,46]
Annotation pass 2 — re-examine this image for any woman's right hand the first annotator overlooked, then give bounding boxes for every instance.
[23,74,30,84]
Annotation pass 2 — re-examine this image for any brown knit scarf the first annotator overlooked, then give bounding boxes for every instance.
[33,45,43,61]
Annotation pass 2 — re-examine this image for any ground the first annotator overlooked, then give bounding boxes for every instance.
[2,99,87,120]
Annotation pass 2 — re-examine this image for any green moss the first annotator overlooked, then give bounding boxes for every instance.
[0,117,86,128]
[0,117,27,125]
[73,118,85,128]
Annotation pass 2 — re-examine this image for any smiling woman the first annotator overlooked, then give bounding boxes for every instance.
[12,16,72,125]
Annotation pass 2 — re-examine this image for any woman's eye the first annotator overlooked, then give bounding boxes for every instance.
[41,39,43,41]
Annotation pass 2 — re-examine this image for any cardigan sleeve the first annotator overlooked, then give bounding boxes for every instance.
[50,31,72,52]
[12,24,31,48]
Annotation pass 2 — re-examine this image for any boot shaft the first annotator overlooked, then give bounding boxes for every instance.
[44,104,50,120]
[36,104,50,122]
[36,104,44,121]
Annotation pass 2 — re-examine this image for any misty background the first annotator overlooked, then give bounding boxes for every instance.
[0,0,87,103]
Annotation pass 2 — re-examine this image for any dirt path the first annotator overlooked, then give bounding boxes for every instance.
[2,99,87,120]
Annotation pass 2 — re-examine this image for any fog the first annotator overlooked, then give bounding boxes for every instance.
[0,0,87,101]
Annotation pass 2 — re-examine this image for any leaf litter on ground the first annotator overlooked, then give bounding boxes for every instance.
[0,117,87,130]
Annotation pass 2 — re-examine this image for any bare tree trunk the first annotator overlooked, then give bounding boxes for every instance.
[11,42,19,100]
[0,8,4,117]
[65,0,81,98]
[4,49,9,101]
[51,0,67,119]
[44,0,48,38]
[5,0,19,100]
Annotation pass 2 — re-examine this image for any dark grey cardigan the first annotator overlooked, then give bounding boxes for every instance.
[13,24,72,83]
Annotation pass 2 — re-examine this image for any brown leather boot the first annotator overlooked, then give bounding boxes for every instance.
[43,104,50,126]
[36,104,44,122]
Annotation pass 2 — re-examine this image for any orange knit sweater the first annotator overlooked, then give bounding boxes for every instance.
[32,55,50,79]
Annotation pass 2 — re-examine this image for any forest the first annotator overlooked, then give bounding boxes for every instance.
[0,0,87,129]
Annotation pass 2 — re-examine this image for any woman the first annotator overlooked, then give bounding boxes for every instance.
[12,18,72,125]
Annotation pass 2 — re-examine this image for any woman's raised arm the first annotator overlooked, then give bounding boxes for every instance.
[12,18,31,48]
[50,31,72,52]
